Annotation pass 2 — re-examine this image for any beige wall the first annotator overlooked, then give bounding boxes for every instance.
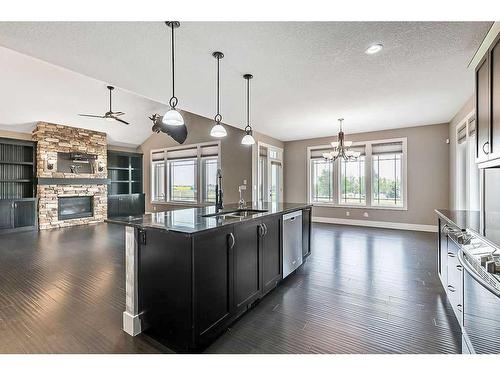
[284,123,450,226]
[139,110,258,212]
[0,129,32,141]
[448,96,475,210]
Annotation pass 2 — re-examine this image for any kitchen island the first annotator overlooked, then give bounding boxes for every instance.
[107,202,312,352]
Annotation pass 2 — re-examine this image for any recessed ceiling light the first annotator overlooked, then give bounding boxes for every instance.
[365,43,383,55]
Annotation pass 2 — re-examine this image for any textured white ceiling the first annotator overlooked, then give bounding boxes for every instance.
[0,46,168,147]
[0,21,492,144]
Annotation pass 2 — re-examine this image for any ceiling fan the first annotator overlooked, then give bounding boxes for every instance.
[79,85,130,125]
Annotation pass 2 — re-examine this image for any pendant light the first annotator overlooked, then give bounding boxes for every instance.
[162,21,184,127]
[241,74,256,145]
[322,118,360,161]
[210,51,227,138]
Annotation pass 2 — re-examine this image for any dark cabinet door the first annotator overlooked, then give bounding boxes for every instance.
[13,200,36,228]
[491,36,500,157]
[233,221,261,313]
[107,196,120,217]
[261,215,281,295]
[438,220,448,285]
[302,207,311,258]
[193,227,234,344]
[0,200,13,230]
[476,55,490,162]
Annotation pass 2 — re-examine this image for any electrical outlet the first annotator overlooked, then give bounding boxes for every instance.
[363,212,369,218]
[153,206,157,211]
[346,211,350,217]
[243,179,247,185]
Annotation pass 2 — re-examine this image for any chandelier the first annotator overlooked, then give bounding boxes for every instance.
[323,118,360,161]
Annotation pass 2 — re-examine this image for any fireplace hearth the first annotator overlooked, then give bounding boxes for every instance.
[58,196,94,221]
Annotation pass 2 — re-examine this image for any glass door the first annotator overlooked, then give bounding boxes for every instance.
[270,161,282,203]
[256,143,283,203]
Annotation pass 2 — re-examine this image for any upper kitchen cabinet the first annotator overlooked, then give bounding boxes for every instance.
[476,32,500,167]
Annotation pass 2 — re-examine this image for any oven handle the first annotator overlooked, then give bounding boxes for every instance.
[458,249,500,298]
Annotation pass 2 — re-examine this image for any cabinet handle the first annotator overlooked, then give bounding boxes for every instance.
[447,285,456,293]
[258,224,265,237]
[262,223,268,236]
[228,233,235,249]
[456,264,463,271]
[447,251,455,258]
[483,141,490,155]
[457,304,463,312]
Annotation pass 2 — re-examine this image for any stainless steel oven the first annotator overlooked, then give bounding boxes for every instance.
[458,248,500,354]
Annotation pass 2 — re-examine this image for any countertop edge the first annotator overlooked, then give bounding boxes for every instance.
[106,204,313,235]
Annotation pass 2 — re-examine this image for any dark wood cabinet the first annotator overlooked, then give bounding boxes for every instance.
[108,193,145,217]
[193,227,234,345]
[438,219,448,284]
[137,208,310,352]
[492,35,500,157]
[261,215,282,296]
[475,32,500,166]
[0,138,37,233]
[107,151,144,217]
[0,198,37,233]
[0,200,12,230]
[476,54,490,162]
[233,221,262,314]
[302,207,311,258]
[13,199,37,228]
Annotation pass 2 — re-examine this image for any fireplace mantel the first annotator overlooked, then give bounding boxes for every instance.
[37,178,111,185]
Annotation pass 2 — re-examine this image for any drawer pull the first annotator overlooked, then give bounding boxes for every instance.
[457,304,463,312]
[447,285,456,293]
[448,252,456,258]
[456,264,463,271]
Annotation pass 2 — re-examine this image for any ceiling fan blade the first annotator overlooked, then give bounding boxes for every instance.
[115,117,130,125]
[78,114,106,118]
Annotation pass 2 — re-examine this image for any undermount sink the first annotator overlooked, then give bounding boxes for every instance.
[203,209,268,218]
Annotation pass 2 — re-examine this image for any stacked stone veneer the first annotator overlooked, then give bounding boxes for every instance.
[33,122,108,230]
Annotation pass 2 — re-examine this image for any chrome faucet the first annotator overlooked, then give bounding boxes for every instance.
[215,169,224,211]
[238,185,246,208]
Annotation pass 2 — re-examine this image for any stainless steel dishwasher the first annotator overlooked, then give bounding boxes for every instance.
[283,210,303,278]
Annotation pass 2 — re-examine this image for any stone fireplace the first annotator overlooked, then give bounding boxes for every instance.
[33,122,108,230]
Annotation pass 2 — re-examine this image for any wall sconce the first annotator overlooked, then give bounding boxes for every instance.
[46,158,56,171]
[97,161,105,172]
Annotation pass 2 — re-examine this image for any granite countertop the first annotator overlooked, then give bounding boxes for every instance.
[435,209,481,233]
[106,202,312,234]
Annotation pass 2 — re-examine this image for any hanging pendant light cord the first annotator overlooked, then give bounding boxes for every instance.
[171,24,175,101]
[109,88,112,112]
[246,77,250,127]
[214,54,222,124]
[166,22,178,109]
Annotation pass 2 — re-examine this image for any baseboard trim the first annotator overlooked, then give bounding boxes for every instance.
[312,216,438,232]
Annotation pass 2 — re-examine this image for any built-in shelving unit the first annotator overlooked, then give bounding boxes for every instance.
[107,151,145,217]
[0,138,37,233]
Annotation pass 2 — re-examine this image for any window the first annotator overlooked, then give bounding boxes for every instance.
[310,149,334,203]
[151,151,166,202]
[151,142,220,204]
[372,142,403,207]
[307,138,406,210]
[339,147,365,205]
[202,157,218,202]
[168,158,197,202]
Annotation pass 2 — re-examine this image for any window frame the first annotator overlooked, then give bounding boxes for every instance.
[338,154,366,206]
[309,157,335,204]
[150,141,221,206]
[306,137,407,211]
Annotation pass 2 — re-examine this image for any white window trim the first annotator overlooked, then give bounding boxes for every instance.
[306,137,408,211]
[150,141,221,205]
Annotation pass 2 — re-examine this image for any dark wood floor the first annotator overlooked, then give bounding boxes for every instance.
[0,223,461,354]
